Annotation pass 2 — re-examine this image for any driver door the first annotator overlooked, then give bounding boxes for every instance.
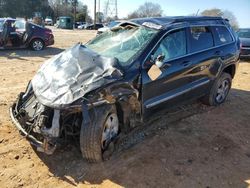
[141,28,194,117]
[9,20,26,47]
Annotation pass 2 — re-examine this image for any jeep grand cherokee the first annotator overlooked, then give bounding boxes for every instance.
[10,16,240,162]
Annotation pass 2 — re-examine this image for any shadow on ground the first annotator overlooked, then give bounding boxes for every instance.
[0,47,64,60]
[33,88,250,187]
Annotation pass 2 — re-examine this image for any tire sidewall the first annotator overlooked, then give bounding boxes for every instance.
[80,104,117,162]
[210,73,232,106]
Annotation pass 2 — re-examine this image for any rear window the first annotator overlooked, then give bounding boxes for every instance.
[189,26,214,53]
[237,29,250,38]
[213,26,233,45]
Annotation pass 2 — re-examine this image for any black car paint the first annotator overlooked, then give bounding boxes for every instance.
[138,19,239,117]
[10,16,240,155]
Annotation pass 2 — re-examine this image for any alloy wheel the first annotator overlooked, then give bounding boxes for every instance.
[32,40,43,51]
[101,113,119,150]
[216,79,230,103]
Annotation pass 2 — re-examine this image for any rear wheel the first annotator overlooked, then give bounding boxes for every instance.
[202,72,232,106]
[30,39,44,51]
[80,105,119,162]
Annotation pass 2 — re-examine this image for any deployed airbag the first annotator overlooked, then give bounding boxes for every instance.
[32,44,123,108]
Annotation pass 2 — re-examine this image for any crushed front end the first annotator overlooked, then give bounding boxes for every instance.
[10,85,60,154]
[9,44,123,155]
[10,82,84,155]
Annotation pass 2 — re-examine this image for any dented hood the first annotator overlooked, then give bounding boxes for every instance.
[32,44,123,108]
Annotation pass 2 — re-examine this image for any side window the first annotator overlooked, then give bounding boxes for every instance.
[189,26,214,52]
[14,21,25,30]
[153,29,187,63]
[213,26,233,45]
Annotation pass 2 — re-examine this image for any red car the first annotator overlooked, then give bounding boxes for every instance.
[0,18,54,51]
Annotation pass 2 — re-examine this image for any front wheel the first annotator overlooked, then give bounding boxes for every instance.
[30,39,44,51]
[201,72,232,106]
[80,105,119,162]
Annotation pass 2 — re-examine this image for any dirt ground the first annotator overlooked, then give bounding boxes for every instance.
[0,28,250,188]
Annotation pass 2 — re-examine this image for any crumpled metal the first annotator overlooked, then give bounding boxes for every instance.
[32,44,123,108]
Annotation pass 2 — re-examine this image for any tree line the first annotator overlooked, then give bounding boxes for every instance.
[0,0,92,22]
[0,0,53,18]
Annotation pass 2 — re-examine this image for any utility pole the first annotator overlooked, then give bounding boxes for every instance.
[115,0,117,19]
[104,0,118,21]
[98,0,100,13]
[73,0,77,25]
[94,0,96,29]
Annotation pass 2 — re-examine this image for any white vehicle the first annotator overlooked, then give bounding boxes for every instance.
[78,23,90,29]
[97,21,121,34]
[45,17,53,26]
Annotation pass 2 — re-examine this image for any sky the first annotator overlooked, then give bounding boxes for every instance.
[81,0,250,28]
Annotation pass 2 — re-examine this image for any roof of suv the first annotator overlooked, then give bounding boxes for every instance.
[0,18,16,22]
[131,16,225,29]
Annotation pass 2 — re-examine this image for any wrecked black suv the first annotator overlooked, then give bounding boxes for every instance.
[10,16,240,162]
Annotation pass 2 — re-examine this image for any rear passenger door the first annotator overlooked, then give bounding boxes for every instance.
[211,25,236,63]
[184,26,220,99]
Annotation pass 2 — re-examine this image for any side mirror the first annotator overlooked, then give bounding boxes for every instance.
[155,54,165,68]
[156,54,165,62]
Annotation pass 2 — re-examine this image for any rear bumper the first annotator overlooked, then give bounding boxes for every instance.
[45,35,54,46]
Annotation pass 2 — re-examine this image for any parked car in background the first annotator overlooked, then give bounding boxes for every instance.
[75,22,85,28]
[237,28,250,58]
[85,23,104,30]
[45,16,53,26]
[77,22,89,29]
[97,20,121,34]
[56,17,73,29]
[0,18,54,50]
[10,16,240,163]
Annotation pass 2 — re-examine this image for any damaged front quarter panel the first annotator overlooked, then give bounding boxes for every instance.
[10,22,155,160]
[89,79,142,132]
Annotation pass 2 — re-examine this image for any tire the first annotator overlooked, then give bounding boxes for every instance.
[201,72,232,106]
[30,39,44,51]
[80,105,119,162]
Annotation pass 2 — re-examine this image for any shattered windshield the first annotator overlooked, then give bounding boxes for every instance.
[86,25,158,67]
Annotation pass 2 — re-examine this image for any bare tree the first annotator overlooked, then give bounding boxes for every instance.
[128,2,163,19]
[223,10,239,30]
[200,8,223,17]
[201,8,239,30]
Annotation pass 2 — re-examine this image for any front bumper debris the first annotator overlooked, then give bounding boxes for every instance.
[10,103,43,147]
[9,94,57,155]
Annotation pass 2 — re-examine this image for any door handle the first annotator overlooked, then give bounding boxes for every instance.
[161,62,171,69]
[181,61,191,67]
